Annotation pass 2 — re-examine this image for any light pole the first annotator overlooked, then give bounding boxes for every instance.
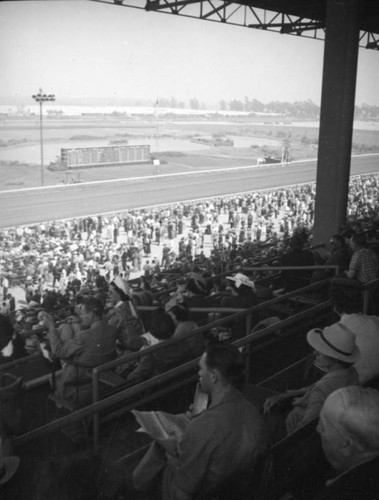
[32,89,55,186]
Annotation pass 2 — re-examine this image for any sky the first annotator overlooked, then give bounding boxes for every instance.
[1,0,379,107]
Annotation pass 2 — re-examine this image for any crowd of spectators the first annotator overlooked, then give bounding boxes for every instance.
[0,173,378,498]
[0,174,377,306]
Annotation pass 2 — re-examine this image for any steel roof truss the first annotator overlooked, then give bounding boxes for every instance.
[91,0,379,50]
[362,31,379,50]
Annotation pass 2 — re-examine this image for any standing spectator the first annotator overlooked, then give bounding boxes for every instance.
[161,244,171,269]
[113,224,119,244]
[6,293,16,313]
[345,232,379,285]
[1,275,9,299]
[155,226,161,245]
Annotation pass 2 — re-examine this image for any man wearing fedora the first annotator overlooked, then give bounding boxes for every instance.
[263,322,360,441]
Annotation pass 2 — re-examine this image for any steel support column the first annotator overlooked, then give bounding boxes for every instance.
[313,0,360,245]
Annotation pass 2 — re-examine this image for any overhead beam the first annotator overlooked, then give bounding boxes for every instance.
[364,32,379,49]
[90,0,379,49]
[201,1,234,21]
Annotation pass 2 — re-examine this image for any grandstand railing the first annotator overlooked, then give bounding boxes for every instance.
[0,353,40,372]
[16,299,332,450]
[6,264,336,390]
[13,281,333,450]
[362,276,379,314]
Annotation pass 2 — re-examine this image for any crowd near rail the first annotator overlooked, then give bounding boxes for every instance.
[0,172,379,499]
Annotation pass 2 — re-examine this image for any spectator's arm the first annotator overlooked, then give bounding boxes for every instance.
[39,312,83,360]
[127,353,154,383]
[287,386,324,433]
[47,326,83,360]
[346,253,358,278]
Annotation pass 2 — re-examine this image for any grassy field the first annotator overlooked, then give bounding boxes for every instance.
[0,115,378,190]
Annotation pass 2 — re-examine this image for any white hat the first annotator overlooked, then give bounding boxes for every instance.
[227,273,255,290]
[112,276,130,296]
[307,323,360,363]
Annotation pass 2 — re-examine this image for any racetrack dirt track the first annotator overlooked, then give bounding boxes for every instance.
[0,155,378,228]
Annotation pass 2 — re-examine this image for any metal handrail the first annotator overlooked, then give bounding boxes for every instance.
[2,269,333,378]
[91,276,333,381]
[13,293,332,448]
[0,352,41,372]
[92,287,332,449]
[242,265,338,271]
[361,276,379,313]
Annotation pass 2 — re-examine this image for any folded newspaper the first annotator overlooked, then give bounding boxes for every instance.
[132,410,189,456]
[132,384,209,456]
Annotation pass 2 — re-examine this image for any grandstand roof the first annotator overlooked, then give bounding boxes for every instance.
[92,0,379,49]
[238,0,379,33]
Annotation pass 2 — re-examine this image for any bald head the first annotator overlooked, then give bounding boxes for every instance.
[318,386,379,471]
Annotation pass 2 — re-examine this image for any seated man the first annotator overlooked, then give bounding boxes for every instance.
[39,297,117,406]
[126,309,183,383]
[263,323,360,441]
[133,344,267,500]
[314,386,379,499]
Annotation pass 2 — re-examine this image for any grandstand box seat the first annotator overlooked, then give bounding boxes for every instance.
[252,418,328,500]
[0,372,25,434]
[48,348,117,410]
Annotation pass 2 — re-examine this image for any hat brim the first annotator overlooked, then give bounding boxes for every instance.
[0,456,20,485]
[307,329,360,363]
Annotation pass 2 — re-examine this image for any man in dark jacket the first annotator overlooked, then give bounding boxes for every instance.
[133,344,267,500]
[280,233,315,291]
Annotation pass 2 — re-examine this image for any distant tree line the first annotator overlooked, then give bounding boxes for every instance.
[154,96,379,120]
[221,98,379,120]
[0,138,28,148]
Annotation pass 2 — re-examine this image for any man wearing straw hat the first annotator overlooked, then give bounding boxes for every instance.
[263,322,360,440]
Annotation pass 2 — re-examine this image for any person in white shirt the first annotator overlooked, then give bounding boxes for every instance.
[332,292,379,384]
